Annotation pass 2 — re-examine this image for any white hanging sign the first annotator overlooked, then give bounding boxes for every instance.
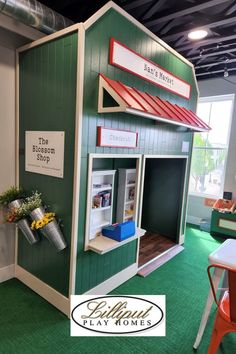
[110,38,191,100]
[97,126,138,148]
[25,131,65,178]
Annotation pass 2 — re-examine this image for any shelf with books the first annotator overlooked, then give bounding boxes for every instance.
[87,170,116,241]
[125,200,134,206]
[116,169,137,223]
[92,206,111,212]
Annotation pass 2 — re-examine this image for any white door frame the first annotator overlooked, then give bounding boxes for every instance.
[136,154,189,265]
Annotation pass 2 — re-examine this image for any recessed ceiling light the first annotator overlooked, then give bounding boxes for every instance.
[224,67,229,78]
[188,29,208,40]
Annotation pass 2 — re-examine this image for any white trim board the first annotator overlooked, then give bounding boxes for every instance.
[17,23,80,53]
[178,157,189,244]
[126,109,207,132]
[179,233,185,245]
[84,263,137,295]
[15,263,137,314]
[0,264,15,283]
[138,245,178,271]
[138,155,188,245]
[68,24,85,296]
[15,48,20,267]
[15,265,70,317]
[89,153,142,159]
[15,263,137,316]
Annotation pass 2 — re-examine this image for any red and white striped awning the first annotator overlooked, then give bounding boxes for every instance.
[98,74,210,132]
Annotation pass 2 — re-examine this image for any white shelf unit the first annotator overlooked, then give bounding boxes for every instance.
[87,170,116,241]
[116,168,137,223]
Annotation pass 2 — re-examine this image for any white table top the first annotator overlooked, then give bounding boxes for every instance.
[209,239,236,268]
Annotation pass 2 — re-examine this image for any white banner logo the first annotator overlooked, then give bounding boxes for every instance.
[71,295,165,336]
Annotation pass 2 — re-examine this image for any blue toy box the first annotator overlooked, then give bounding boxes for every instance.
[102,221,135,241]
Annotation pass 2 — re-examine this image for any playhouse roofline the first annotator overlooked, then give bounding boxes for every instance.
[84,1,199,97]
[84,1,192,68]
[17,1,199,97]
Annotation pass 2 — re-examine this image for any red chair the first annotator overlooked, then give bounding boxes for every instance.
[207,264,236,354]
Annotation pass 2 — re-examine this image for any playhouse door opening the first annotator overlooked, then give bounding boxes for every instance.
[138,157,186,268]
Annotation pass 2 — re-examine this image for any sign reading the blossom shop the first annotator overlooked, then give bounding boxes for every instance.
[25,131,65,178]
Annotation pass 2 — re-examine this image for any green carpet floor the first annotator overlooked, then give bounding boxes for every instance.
[0,226,236,354]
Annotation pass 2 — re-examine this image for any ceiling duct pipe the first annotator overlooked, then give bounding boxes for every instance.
[0,0,73,34]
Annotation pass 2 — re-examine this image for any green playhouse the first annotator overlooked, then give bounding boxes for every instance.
[16,1,209,316]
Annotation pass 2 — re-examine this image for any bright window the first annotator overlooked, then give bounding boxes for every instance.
[189,94,234,197]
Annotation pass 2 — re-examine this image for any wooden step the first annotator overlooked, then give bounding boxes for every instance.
[137,245,184,277]
[138,232,176,267]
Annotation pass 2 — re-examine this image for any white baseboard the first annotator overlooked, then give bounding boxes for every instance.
[15,265,70,316]
[84,263,138,295]
[15,263,137,317]
[0,264,15,283]
[187,215,202,225]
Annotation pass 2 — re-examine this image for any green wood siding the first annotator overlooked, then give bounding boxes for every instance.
[211,210,236,238]
[141,158,186,241]
[75,9,197,294]
[18,32,78,296]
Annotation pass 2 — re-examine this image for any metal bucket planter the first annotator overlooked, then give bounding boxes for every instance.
[8,199,39,245]
[40,220,67,252]
[30,206,45,221]
[17,218,39,245]
[8,199,23,210]
[30,206,67,252]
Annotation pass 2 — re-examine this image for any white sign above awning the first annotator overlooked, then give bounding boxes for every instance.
[110,38,191,100]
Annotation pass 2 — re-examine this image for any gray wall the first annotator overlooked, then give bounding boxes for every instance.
[0,44,16,274]
[0,18,43,282]
[187,76,236,224]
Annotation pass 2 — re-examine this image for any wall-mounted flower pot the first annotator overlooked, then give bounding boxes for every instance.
[40,220,67,252]
[8,199,39,245]
[30,206,67,252]
[30,206,45,221]
[8,199,23,210]
[17,218,39,245]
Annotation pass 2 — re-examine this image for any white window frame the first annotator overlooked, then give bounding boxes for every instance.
[189,94,234,198]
